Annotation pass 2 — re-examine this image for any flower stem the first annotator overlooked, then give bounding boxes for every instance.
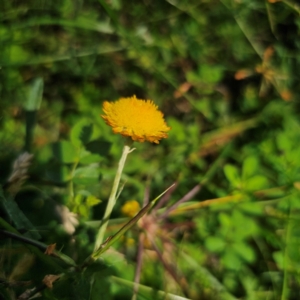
[94,142,133,251]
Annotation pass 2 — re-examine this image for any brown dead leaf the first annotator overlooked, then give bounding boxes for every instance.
[174,82,192,98]
[234,69,253,80]
[42,274,61,289]
[44,243,56,255]
[263,45,274,61]
[294,182,300,190]
[280,90,293,101]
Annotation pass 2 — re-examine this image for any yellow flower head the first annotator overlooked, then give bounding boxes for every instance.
[101,95,171,143]
[121,200,141,218]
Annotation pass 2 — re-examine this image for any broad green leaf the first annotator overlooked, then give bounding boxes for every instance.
[233,210,259,239]
[219,212,232,228]
[85,139,111,157]
[80,152,102,165]
[232,242,256,263]
[224,164,241,188]
[205,236,226,253]
[78,204,89,217]
[276,132,292,152]
[90,265,114,300]
[273,251,284,270]
[6,45,30,65]
[46,164,71,183]
[80,154,102,165]
[52,141,78,164]
[70,120,93,147]
[199,64,223,83]
[245,175,268,191]
[242,156,259,180]
[74,195,101,218]
[37,144,52,163]
[238,202,263,215]
[222,250,242,270]
[73,166,100,185]
[86,195,101,206]
[167,117,186,142]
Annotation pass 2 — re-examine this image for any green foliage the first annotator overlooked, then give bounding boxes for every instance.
[1,0,300,299]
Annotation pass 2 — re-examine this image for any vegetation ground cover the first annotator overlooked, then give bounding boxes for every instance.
[1,0,300,299]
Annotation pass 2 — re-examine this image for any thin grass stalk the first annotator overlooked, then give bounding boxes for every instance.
[131,233,145,300]
[132,184,150,300]
[94,142,133,250]
[159,184,201,219]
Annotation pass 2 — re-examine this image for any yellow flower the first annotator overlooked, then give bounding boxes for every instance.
[121,200,141,218]
[101,95,171,143]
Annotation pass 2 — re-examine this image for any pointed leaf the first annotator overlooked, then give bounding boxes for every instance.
[91,184,175,260]
[70,120,93,147]
[25,77,43,111]
[52,141,78,164]
[85,139,111,157]
[0,188,40,240]
[224,164,241,187]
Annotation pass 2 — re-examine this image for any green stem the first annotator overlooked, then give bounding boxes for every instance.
[0,217,77,268]
[81,184,175,268]
[0,217,64,272]
[94,141,133,250]
[68,156,80,206]
[281,205,293,300]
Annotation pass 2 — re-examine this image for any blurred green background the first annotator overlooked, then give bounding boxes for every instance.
[1,0,300,299]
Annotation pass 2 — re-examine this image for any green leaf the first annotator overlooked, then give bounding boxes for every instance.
[242,156,259,180]
[205,236,226,253]
[245,175,269,191]
[24,77,44,151]
[46,163,71,183]
[73,166,100,185]
[276,132,292,152]
[224,164,241,187]
[78,204,89,217]
[37,144,53,163]
[232,242,256,263]
[74,191,101,206]
[25,77,43,111]
[86,195,101,206]
[219,212,232,228]
[80,154,102,165]
[90,265,114,300]
[222,250,242,270]
[233,210,259,239]
[85,139,111,157]
[70,120,93,147]
[52,141,78,164]
[71,274,91,300]
[199,64,223,83]
[167,117,186,142]
[287,224,300,261]
[80,151,102,164]
[273,251,284,270]
[0,188,40,240]
[6,45,30,65]
[238,202,263,215]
